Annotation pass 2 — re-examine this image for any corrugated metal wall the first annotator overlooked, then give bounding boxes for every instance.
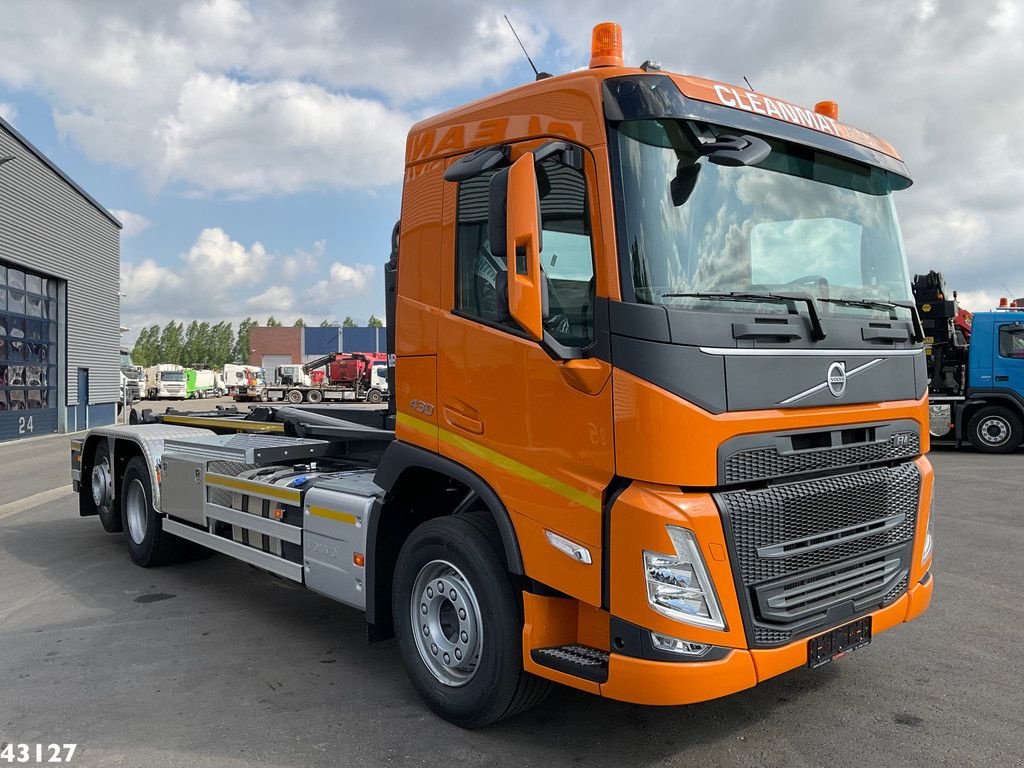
[0,122,120,407]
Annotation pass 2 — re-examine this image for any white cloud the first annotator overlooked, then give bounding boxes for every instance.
[181,227,271,287]
[0,0,541,196]
[955,290,998,313]
[306,262,376,305]
[246,285,295,313]
[109,209,151,239]
[120,226,375,333]
[0,102,16,123]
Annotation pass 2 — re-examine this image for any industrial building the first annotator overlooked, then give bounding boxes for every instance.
[0,116,121,442]
[250,325,387,371]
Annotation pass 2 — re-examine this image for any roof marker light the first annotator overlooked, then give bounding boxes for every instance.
[815,100,839,120]
[589,22,623,68]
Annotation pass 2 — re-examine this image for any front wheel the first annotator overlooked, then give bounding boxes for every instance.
[392,512,551,728]
[366,388,383,404]
[967,406,1023,454]
[306,389,323,404]
[286,389,304,404]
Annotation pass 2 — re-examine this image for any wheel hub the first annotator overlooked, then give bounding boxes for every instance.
[410,560,482,687]
[980,417,1009,445]
[91,458,112,508]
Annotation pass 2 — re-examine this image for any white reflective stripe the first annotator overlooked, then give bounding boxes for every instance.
[699,346,923,357]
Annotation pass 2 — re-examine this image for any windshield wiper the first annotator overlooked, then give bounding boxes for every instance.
[820,297,925,342]
[663,291,826,340]
[820,297,896,311]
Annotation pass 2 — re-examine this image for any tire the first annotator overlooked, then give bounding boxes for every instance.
[366,388,383,404]
[306,389,323,404]
[259,389,270,402]
[287,389,304,404]
[121,456,186,567]
[392,512,551,728]
[90,442,122,533]
[966,406,1023,454]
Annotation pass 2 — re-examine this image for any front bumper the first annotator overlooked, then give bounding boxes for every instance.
[599,573,932,705]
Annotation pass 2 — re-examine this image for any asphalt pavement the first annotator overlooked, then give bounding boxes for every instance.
[0,439,1021,768]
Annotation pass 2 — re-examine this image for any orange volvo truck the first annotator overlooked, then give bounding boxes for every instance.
[70,23,934,727]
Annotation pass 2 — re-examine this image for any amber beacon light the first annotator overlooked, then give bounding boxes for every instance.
[814,100,839,120]
[589,22,624,68]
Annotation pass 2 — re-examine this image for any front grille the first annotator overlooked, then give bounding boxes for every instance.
[721,424,920,485]
[718,462,920,646]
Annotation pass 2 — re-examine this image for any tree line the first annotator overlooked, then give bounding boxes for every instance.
[130,315,384,368]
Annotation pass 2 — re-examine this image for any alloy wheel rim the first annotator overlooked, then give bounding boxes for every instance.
[979,417,1009,445]
[126,478,148,545]
[409,559,483,687]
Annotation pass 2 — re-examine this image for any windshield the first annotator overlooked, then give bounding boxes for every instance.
[161,372,184,382]
[611,119,912,313]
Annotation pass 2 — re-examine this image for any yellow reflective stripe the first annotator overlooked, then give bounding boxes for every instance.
[397,412,439,439]
[162,415,284,433]
[397,412,600,513]
[205,473,301,504]
[308,505,358,525]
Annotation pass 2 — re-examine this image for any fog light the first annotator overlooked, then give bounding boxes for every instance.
[644,527,725,630]
[650,631,711,657]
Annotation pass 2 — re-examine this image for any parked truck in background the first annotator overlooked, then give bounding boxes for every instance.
[185,368,218,399]
[70,23,933,728]
[915,270,1024,452]
[119,348,143,404]
[223,363,265,401]
[261,353,374,404]
[366,361,389,404]
[143,364,186,400]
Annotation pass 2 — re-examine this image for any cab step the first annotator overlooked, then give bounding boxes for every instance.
[531,644,609,683]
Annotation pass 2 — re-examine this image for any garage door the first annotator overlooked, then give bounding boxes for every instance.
[262,355,293,383]
[0,260,59,440]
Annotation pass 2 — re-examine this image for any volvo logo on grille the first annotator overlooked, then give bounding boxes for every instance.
[827,362,847,398]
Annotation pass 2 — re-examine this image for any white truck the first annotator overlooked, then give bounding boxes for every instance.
[273,364,310,387]
[223,364,265,401]
[366,362,389,404]
[144,364,186,400]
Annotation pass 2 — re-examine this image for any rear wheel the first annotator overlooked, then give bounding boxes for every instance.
[121,457,186,567]
[967,406,1023,454]
[287,389,304,404]
[90,442,121,533]
[306,389,323,404]
[392,512,551,728]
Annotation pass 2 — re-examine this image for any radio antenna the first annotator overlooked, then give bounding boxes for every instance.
[504,15,551,80]
[743,76,756,91]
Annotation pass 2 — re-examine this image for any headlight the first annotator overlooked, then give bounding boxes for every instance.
[922,494,934,565]
[644,526,725,630]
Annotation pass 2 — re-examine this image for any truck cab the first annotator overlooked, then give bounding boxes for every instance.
[71,23,933,728]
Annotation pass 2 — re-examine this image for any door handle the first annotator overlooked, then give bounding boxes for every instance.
[995,375,1009,382]
[443,405,484,435]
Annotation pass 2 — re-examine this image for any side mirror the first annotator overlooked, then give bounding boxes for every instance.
[503,153,544,341]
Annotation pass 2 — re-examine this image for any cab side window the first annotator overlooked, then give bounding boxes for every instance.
[455,168,507,325]
[998,326,1024,359]
[536,155,596,346]
[454,150,596,346]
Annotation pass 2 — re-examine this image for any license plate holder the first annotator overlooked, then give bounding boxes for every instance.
[807,617,872,668]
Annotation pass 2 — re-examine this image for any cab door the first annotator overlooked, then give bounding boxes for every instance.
[436,143,614,606]
[994,322,1024,396]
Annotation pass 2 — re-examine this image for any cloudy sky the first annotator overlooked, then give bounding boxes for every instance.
[1,0,1021,339]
